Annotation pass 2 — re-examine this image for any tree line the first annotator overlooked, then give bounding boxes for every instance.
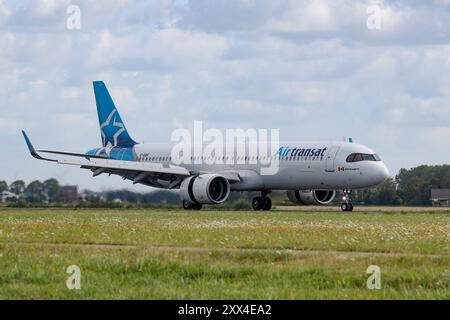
[0,178,180,205]
[1,164,450,206]
[353,165,450,206]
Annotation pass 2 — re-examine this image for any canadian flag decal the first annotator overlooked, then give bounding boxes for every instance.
[338,166,345,172]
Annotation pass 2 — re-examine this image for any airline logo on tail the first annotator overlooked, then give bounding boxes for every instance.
[93,81,137,148]
[100,109,126,148]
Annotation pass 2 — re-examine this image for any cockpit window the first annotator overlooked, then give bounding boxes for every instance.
[346,153,381,162]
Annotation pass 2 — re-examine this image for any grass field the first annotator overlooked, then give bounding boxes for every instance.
[0,207,448,299]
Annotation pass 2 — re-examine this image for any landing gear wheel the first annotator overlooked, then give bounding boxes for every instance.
[252,197,264,211]
[341,189,354,212]
[183,201,202,210]
[341,202,354,212]
[193,204,203,210]
[262,197,272,211]
[183,200,193,210]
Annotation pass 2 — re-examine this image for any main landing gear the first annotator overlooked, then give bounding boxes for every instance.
[252,191,272,211]
[340,189,353,212]
[182,200,202,210]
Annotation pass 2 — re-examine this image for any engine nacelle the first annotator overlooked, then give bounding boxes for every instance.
[180,174,230,204]
[287,190,336,205]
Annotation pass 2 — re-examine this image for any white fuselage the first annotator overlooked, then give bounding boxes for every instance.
[131,141,389,191]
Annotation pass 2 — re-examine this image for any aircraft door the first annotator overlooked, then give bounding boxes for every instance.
[325,146,340,172]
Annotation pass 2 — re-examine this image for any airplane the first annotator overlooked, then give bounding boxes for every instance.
[22,81,389,212]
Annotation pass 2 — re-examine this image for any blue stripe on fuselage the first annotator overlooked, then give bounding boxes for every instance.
[86,147,136,161]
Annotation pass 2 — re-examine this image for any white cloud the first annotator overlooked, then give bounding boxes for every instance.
[61,86,81,99]
[88,27,228,70]
[34,0,60,16]
[28,80,48,86]
[0,117,22,135]
[267,0,337,33]
[0,0,11,19]
[110,86,141,113]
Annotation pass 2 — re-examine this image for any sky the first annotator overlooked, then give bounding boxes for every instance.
[1,0,450,191]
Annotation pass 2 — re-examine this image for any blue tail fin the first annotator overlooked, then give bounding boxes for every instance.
[93,81,137,148]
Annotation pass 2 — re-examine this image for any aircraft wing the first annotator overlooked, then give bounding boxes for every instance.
[22,131,191,188]
[59,158,191,177]
[59,157,191,188]
[22,131,243,188]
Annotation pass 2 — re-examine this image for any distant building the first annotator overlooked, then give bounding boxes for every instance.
[0,191,18,203]
[430,189,450,206]
[80,191,104,203]
[58,185,79,203]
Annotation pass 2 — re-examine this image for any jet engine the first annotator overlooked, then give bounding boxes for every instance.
[180,174,230,204]
[287,190,336,205]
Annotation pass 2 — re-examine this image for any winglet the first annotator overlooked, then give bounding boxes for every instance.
[22,130,37,156]
[22,130,56,162]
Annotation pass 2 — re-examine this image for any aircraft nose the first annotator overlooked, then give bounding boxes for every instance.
[379,162,390,182]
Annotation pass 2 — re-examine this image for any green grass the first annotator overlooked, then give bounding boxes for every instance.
[0,208,448,299]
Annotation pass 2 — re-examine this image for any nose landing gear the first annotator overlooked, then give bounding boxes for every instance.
[252,191,272,211]
[341,189,353,212]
